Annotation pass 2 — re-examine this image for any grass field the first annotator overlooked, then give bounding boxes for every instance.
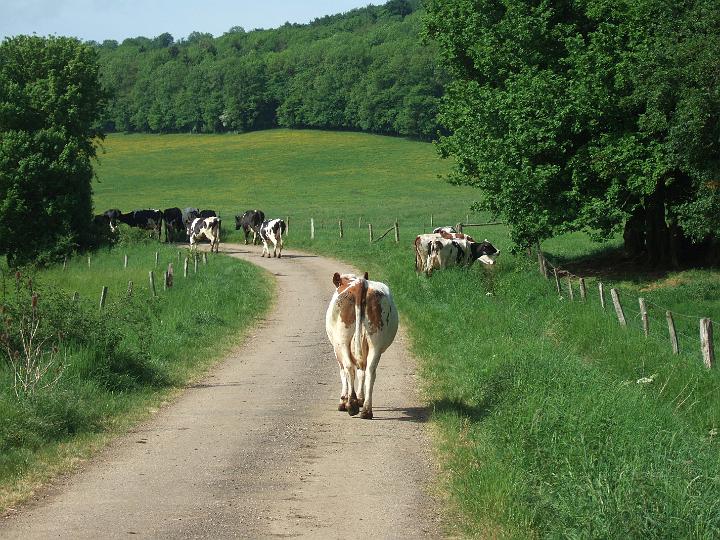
[0,238,272,510]
[65,130,720,535]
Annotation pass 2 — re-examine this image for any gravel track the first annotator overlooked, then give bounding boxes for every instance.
[1,243,440,539]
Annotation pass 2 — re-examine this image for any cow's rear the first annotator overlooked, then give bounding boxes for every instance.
[325,272,399,419]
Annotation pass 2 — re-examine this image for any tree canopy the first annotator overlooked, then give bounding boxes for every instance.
[95,0,444,139]
[425,0,720,264]
[0,35,106,266]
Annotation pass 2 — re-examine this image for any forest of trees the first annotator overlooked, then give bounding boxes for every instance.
[92,0,444,139]
[426,0,720,264]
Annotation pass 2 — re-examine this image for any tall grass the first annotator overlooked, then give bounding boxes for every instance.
[0,240,272,508]
[90,131,720,537]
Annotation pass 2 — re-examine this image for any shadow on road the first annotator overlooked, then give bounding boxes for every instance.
[371,406,431,423]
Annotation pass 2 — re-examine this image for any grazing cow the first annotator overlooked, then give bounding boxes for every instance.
[326,272,399,419]
[199,209,217,219]
[258,219,286,258]
[426,238,499,275]
[187,216,221,253]
[103,209,121,232]
[182,207,200,226]
[118,209,163,240]
[162,207,184,243]
[235,209,265,245]
[414,231,475,272]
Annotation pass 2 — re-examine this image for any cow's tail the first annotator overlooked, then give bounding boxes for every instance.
[352,277,368,362]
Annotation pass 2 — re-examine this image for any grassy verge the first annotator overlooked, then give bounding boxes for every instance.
[0,240,273,511]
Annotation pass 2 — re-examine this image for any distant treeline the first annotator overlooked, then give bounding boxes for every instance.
[92,0,443,139]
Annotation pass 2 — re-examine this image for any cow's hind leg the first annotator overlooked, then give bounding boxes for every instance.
[360,350,382,419]
[356,369,366,407]
[337,361,349,411]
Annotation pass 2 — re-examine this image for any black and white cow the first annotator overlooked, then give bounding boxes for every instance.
[163,207,184,243]
[182,207,200,226]
[118,209,163,240]
[102,209,122,232]
[187,216,221,253]
[258,219,286,258]
[426,238,499,276]
[235,209,265,245]
[199,209,217,219]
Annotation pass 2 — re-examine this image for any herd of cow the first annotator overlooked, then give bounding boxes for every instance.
[94,208,288,258]
[95,207,497,420]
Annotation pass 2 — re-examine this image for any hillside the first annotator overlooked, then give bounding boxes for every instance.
[93,0,443,139]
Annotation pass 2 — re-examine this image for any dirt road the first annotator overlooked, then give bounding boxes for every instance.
[1,244,440,539]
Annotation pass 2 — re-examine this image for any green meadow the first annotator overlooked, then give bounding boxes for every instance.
[7,130,719,535]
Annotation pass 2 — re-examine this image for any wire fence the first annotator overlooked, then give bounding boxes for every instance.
[536,247,716,370]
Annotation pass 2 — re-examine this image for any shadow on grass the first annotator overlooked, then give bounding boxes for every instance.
[547,246,673,284]
[430,398,493,423]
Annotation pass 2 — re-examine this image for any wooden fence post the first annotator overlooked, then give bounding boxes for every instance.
[63,257,67,270]
[99,286,108,310]
[155,251,159,267]
[358,216,363,229]
[666,311,679,354]
[149,271,157,297]
[166,263,174,289]
[430,214,434,230]
[567,276,574,301]
[163,271,168,291]
[599,282,606,309]
[579,278,587,300]
[394,220,399,243]
[700,318,714,368]
[536,245,547,278]
[456,222,463,233]
[286,216,290,237]
[127,280,133,296]
[183,257,188,278]
[72,291,79,301]
[553,268,561,294]
[87,255,91,268]
[639,298,649,337]
[368,223,373,243]
[194,256,198,274]
[202,252,207,265]
[310,218,315,240]
[610,288,626,326]
[339,219,344,239]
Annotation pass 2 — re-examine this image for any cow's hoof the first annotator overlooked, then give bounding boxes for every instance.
[338,401,347,412]
[347,400,360,417]
[360,410,373,420]
[357,398,365,407]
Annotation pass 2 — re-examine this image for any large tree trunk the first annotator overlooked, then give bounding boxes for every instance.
[645,181,670,266]
[623,209,646,258]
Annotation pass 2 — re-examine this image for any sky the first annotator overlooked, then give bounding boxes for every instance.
[1,0,377,43]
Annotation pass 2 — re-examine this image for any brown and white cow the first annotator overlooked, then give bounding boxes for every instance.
[414,231,475,273]
[325,272,399,419]
[187,216,221,253]
[426,238,499,275]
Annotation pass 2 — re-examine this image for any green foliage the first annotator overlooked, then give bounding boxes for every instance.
[0,242,272,500]
[0,35,107,266]
[424,0,720,263]
[94,1,442,139]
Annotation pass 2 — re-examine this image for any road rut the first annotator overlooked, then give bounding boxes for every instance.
[1,243,440,539]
